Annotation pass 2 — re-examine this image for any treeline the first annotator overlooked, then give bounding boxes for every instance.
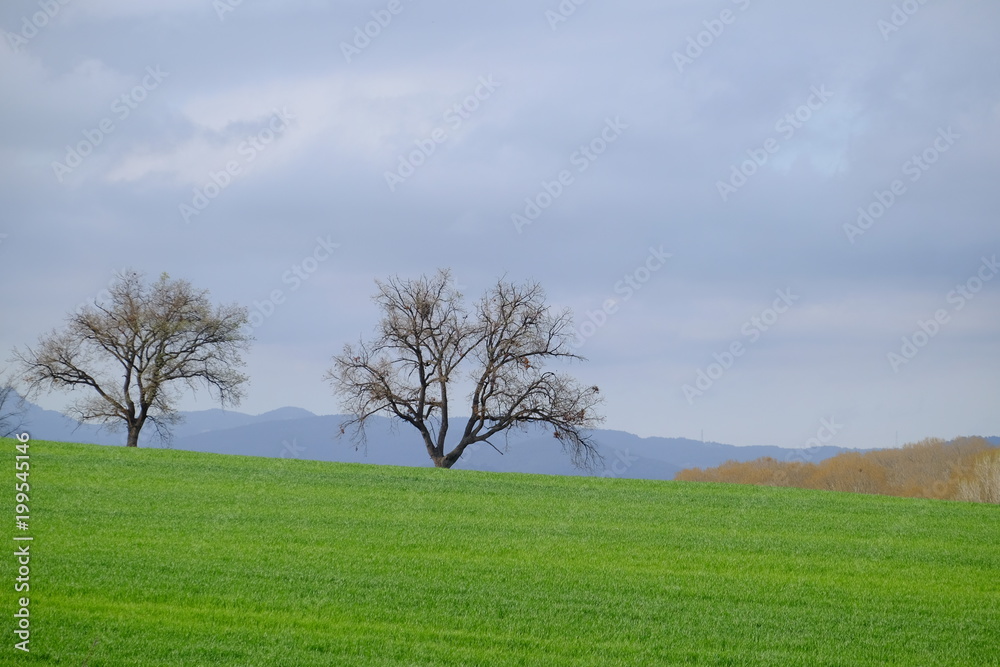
[675,436,1000,503]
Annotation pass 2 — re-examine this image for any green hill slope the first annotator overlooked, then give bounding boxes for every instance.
[3,439,998,665]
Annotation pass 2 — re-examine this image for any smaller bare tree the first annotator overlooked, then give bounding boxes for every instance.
[0,369,27,437]
[14,270,252,447]
[326,269,604,469]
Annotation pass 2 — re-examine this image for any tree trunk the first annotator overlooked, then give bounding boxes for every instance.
[126,408,149,448]
[428,438,474,469]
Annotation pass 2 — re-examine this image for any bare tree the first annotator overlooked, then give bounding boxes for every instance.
[0,369,27,437]
[326,269,604,469]
[14,270,252,447]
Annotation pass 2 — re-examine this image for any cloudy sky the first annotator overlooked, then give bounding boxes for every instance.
[2,0,998,449]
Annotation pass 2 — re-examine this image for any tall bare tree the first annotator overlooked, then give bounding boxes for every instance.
[14,270,251,447]
[326,269,604,469]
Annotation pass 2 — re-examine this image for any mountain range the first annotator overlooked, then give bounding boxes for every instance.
[11,397,998,481]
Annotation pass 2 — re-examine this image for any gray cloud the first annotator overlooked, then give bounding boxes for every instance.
[2,0,998,449]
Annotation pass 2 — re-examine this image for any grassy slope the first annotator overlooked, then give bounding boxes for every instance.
[2,439,998,666]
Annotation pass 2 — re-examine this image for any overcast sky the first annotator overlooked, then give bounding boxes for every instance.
[2,0,998,449]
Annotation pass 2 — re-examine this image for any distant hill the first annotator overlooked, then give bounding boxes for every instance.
[16,395,997,481]
[12,397,873,480]
[168,406,318,439]
[16,396,318,447]
[18,397,113,445]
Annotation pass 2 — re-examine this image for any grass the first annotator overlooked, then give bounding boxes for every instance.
[3,438,998,665]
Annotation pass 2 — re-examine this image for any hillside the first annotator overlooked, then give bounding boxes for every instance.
[5,439,998,665]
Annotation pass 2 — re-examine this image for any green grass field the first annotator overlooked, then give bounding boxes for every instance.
[3,439,998,665]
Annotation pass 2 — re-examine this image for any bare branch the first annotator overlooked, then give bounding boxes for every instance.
[327,269,604,469]
[13,269,252,447]
[0,369,27,438]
